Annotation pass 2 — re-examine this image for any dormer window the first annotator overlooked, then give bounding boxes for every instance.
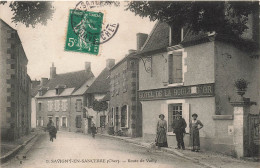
[55,85,66,95]
[56,88,59,95]
[170,25,189,46]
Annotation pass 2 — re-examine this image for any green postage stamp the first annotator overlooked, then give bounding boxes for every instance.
[65,10,103,55]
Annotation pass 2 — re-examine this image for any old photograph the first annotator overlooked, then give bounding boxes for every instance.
[0,1,259,168]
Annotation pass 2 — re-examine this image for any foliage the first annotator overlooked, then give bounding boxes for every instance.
[126,1,258,37]
[92,99,108,112]
[1,1,55,27]
[234,78,249,90]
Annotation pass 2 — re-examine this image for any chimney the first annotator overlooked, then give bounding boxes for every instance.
[40,78,48,86]
[136,33,148,51]
[106,59,115,70]
[128,49,136,54]
[85,62,91,72]
[50,63,56,79]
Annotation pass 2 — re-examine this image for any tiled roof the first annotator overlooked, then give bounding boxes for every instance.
[31,85,41,97]
[139,21,170,54]
[86,68,110,94]
[44,70,94,91]
[35,88,75,98]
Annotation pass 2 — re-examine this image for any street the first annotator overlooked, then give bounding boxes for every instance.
[2,131,204,168]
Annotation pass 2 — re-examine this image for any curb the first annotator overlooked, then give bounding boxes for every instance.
[0,133,38,164]
[97,133,217,168]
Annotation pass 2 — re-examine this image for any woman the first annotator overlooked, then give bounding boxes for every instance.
[190,113,203,152]
[155,114,168,148]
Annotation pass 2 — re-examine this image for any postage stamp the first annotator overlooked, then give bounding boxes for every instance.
[65,9,103,55]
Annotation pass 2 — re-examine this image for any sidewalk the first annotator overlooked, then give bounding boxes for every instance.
[0,129,41,163]
[97,133,259,168]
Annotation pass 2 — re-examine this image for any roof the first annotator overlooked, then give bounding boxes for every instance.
[0,19,15,31]
[110,52,137,71]
[138,21,170,54]
[101,92,110,101]
[35,88,75,98]
[44,70,94,91]
[86,68,110,94]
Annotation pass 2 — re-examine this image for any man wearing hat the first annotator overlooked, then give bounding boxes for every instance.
[172,112,187,150]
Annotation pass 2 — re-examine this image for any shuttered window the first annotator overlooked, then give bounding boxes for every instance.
[76,99,82,112]
[168,52,183,84]
[75,115,82,128]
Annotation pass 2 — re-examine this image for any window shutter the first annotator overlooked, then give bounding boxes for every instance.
[173,54,182,83]
[168,105,173,132]
[168,55,173,84]
[182,103,190,133]
[60,117,62,127]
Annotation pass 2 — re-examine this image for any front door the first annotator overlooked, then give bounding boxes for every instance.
[56,117,59,130]
[87,118,92,134]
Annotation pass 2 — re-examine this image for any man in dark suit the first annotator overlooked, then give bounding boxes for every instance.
[172,112,187,150]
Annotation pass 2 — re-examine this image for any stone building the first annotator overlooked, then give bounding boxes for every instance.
[108,51,142,137]
[83,59,115,134]
[0,19,32,140]
[137,9,259,156]
[35,62,95,132]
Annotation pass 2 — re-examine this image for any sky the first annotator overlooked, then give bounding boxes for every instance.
[0,1,155,80]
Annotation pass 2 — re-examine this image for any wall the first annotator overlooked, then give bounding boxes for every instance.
[36,96,71,131]
[215,41,259,115]
[1,21,31,140]
[31,97,36,128]
[109,57,140,137]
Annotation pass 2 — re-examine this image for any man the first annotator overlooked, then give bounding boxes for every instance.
[49,123,57,142]
[172,112,187,150]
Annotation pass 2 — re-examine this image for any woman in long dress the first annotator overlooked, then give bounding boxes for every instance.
[155,114,168,147]
[190,113,203,152]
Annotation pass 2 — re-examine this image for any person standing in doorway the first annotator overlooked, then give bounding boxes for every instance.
[172,112,187,150]
[155,114,168,148]
[190,113,203,152]
[91,123,97,138]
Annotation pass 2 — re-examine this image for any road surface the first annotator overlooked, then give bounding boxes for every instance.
[2,131,204,168]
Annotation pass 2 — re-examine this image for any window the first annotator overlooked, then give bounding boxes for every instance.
[62,117,67,127]
[121,105,128,128]
[168,104,182,132]
[168,52,183,84]
[48,101,53,111]
[76,99,82,112]
[38,103,42,111]
[122,69,127,93]
[100,116,106,127]
[75,115,82,128]
[56,89,59,95]
[55,100,60,111]
[11,64,15,69]
[111,107,114,126]
[115,107,119,126]
[61,100,68,111]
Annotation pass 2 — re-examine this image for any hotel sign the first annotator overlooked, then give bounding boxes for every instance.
[138,83,214,101]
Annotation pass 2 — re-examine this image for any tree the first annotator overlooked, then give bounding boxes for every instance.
[92,100,108,113]
[0,1,55,27]
[126,1,258,38]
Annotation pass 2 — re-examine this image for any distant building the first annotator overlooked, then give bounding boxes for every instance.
[31,79,41,129]
[109,51,142,137]
[35,62,95,132]
[84,59,115,134]
[0,19,32,140]
[138,12,259,155]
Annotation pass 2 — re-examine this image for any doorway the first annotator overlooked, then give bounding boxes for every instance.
[55,117,59,130]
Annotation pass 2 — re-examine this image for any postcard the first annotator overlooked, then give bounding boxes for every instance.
[0,1,259,168]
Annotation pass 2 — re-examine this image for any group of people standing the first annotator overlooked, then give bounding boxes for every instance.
[155,112,203,152]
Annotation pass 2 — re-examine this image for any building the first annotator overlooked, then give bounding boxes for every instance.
[137,11,259,155]
[31,79,41,129]
[108,51,142,137]
[84,59,115,134]
[0,19,32,140]
[35,62,95,132]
